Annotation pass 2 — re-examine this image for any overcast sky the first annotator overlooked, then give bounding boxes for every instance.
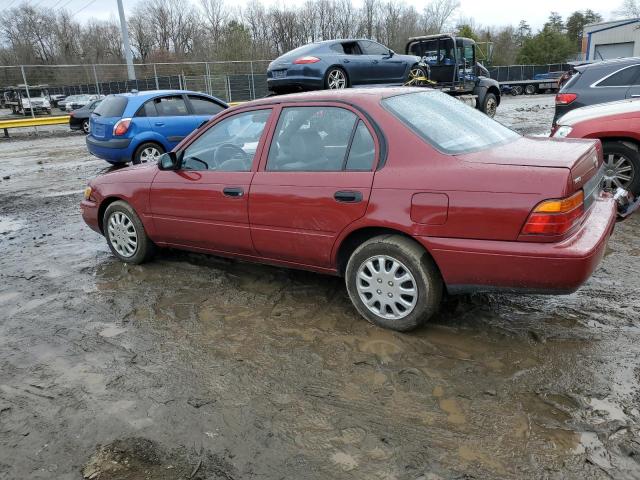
[57,0,619,29]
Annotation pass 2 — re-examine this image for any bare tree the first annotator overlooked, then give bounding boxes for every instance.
[616,0,640,18]
[422,0,460,33]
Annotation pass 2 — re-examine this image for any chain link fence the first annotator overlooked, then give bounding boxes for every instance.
[487,64,572,82]
[0,60,272,106]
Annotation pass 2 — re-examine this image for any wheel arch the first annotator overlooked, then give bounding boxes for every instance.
[97,195,127,233]
[334,226,443,279]
[586,135,640,150]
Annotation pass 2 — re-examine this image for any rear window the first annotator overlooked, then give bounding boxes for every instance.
[382,91,519,154]
[94,96,128,117]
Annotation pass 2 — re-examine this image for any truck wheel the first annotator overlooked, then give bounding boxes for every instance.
[524,84,536,95]
[481,93,498,118]
[345,235,443,332]
[602,142,640,196]
[512,85,523,95]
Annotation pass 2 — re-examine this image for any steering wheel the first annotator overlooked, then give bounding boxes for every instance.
[214,143,248,167]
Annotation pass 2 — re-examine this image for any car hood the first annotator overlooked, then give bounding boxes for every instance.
[557,98,640,126]
[93,163,158,185]
[458,136,598,169]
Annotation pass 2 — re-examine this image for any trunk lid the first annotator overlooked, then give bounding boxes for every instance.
[459,136,601,193]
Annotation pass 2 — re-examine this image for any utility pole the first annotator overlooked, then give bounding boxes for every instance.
[117,0,136,80]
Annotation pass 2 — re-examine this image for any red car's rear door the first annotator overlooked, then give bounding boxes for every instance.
[249,103,380,268]
[149,108,273,254]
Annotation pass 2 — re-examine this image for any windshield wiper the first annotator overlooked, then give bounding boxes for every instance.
[92,111,101,116]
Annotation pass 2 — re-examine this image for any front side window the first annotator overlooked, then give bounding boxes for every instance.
[267,106,374,171]
[188,95,225,115]
[596,65,640,87]
[154,95,189,116]
[382,91,519,154]
[181,109,271,171]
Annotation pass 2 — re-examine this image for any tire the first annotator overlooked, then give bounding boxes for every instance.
[132,142,164,165]
[480,92,498,118]
[324,67,349,90]
[406,65,429,86]
[524,84,536,95]
[602,142,640,196]
[103,200,155,264]
[345,235,443,332]
[512,85,523,95]
[82,119,90,134]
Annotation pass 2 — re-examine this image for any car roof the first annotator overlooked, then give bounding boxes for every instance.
[577,56,640,72]
[112,89,195,99]
[234,87,428,109]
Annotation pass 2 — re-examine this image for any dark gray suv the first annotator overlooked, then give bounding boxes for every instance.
[554,57,640,124]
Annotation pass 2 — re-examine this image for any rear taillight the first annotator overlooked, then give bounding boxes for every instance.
[113,118,131,136]
[555,93,577,105]
[521,190,585,236]
[293,56,321,64]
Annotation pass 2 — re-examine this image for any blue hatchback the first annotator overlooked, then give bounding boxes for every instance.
[86,90,228,164]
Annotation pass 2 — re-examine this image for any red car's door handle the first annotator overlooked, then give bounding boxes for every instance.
[223,186,244,197]
[334,191,362,203]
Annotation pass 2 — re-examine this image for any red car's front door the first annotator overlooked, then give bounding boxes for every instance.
[149,108,273,254]
[249,104,380,268]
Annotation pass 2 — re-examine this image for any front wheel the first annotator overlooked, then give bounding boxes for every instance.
[103,201,155,264]
[406,65,429,86]
[345,235,443,331]
[82,119,90,134]
[133,142,164,165]
[480,93,498,118]
[602,142,640,196]
[325,67,348,90]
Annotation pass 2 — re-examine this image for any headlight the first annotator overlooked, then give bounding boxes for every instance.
[553,125,573,138]
[83,186,92,200]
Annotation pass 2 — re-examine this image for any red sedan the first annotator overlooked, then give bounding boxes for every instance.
[82,88,616,331]
[552,99,640,196]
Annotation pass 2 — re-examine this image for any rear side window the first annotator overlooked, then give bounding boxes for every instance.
[268,106,374,171]
[93,96,128,117]
[596,65,640,87]
[330,43,345,54]
[383,91,519,154]
[154,95,189,116]
[188,95,225,115]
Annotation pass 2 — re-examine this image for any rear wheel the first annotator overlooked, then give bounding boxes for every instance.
[133,142,164,165]
[103,201,155,264]
[524,84,537,95]
[345,235,442,332]
[602,142,640,196]
[325,67,348,90]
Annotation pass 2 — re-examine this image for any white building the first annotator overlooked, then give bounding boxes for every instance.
[583,19,640,61]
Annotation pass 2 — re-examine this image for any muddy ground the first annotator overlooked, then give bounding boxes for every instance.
[0,95,639,480]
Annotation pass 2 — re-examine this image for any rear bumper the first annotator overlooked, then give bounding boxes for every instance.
[267,65,325,92]
[86,135,133,163]
[81,199,101,234]
[421,195,617,294]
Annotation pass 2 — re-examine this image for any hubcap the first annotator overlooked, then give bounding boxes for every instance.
[485,98,497,117]
[82,120,89,133]
[603,153,634,191]
[140,147,161,163]
[356,255,418,320]
[327,69,346,89]
[107,212,138,258]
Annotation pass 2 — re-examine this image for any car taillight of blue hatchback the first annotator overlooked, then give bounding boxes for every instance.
[86,90,228,165]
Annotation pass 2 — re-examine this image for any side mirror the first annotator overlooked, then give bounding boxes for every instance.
[388,49,395,58]
[158,151,180,170]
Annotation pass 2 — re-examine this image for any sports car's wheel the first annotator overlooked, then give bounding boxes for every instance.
[345,235,442,332]
[602,142,640,196]
[103,200,155,264]
[406,65,429,86]
[325,67,348,90]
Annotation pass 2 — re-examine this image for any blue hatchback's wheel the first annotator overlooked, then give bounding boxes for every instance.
[133,142,164,165]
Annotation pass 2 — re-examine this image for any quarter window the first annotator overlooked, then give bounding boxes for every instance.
[181,109,271,171]
[597,66,640,87]
[267,106,376,172]
[188,95,225,115]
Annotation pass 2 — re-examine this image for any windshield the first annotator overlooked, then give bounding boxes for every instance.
[94,95,128,117]
[382,91,519,154]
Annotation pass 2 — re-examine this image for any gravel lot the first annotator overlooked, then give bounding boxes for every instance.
[0,95,639,480]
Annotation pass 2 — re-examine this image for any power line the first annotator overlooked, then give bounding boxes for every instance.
[70,0,97,17]
[57,0,76,11]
